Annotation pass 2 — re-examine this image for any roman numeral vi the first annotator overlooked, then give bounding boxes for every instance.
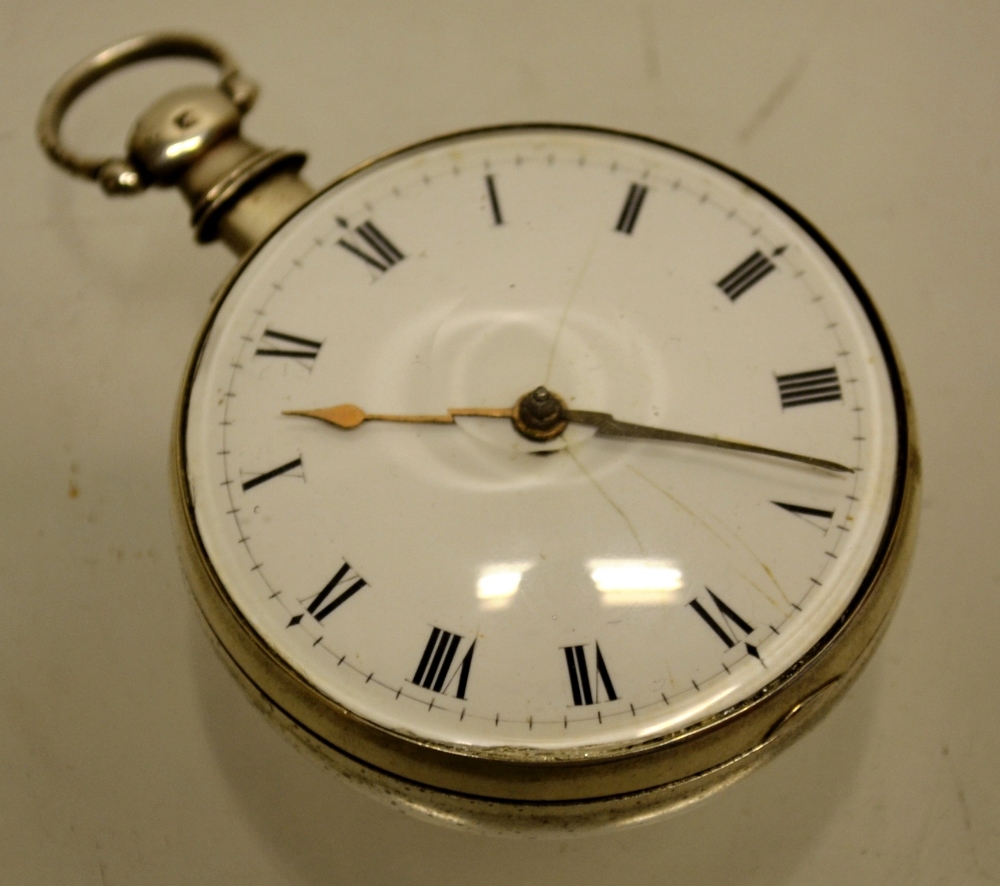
[564,642,618,706]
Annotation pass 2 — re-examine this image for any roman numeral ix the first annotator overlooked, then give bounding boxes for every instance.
[288,561,368,626]
[615,183,648,235]
[336,218,405,272]
[412,627,476,700]
[717,247,785,300]
[564,642,618,706]
[776,366,843,408]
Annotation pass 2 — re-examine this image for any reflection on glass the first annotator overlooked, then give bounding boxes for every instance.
[477,562,532,610]
[589,559,684,605]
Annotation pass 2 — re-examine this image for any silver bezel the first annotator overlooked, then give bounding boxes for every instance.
[172,124,919,829]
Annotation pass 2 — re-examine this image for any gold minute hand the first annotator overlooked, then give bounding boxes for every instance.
[564,409,854,473]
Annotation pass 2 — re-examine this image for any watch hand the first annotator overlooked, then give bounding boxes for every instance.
[282,403,513,429]
[563,409,854,473]
[286,386,853,473]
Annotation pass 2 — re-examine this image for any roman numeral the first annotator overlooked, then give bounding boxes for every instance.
[240,457,303,492]
[716,248,781,300]
[615,183,648,235]
[255,329,323,360]
[563,642,618,706]
[336,218,405,272]
[772,500,835,530]
[288,561,368,626]
[484,174,503,225]
[689,589,756,652]
[776,366,842,408]
[411,627,476,700]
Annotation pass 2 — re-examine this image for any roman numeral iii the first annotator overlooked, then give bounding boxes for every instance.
[288,561,368,626]
[563,642,618,706]
[776,366,843,408]
[412,627,476,700]
[615,183,648,234]
[336,218,405,272]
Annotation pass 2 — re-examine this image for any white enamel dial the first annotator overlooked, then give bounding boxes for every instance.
[183,126,903,756]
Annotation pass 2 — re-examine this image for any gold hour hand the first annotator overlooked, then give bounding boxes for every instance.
[283,403,513,429]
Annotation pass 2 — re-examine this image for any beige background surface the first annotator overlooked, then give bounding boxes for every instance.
[2,2,998,883]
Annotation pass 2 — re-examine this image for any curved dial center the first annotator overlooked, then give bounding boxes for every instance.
[184,125,900,760]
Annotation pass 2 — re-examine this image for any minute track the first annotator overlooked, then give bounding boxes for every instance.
[205,135,880,751]
[178,124,906,807]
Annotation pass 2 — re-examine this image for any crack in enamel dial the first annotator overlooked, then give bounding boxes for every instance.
[182,126,904,768]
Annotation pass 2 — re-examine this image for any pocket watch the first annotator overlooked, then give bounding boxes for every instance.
[39,33,919,832]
